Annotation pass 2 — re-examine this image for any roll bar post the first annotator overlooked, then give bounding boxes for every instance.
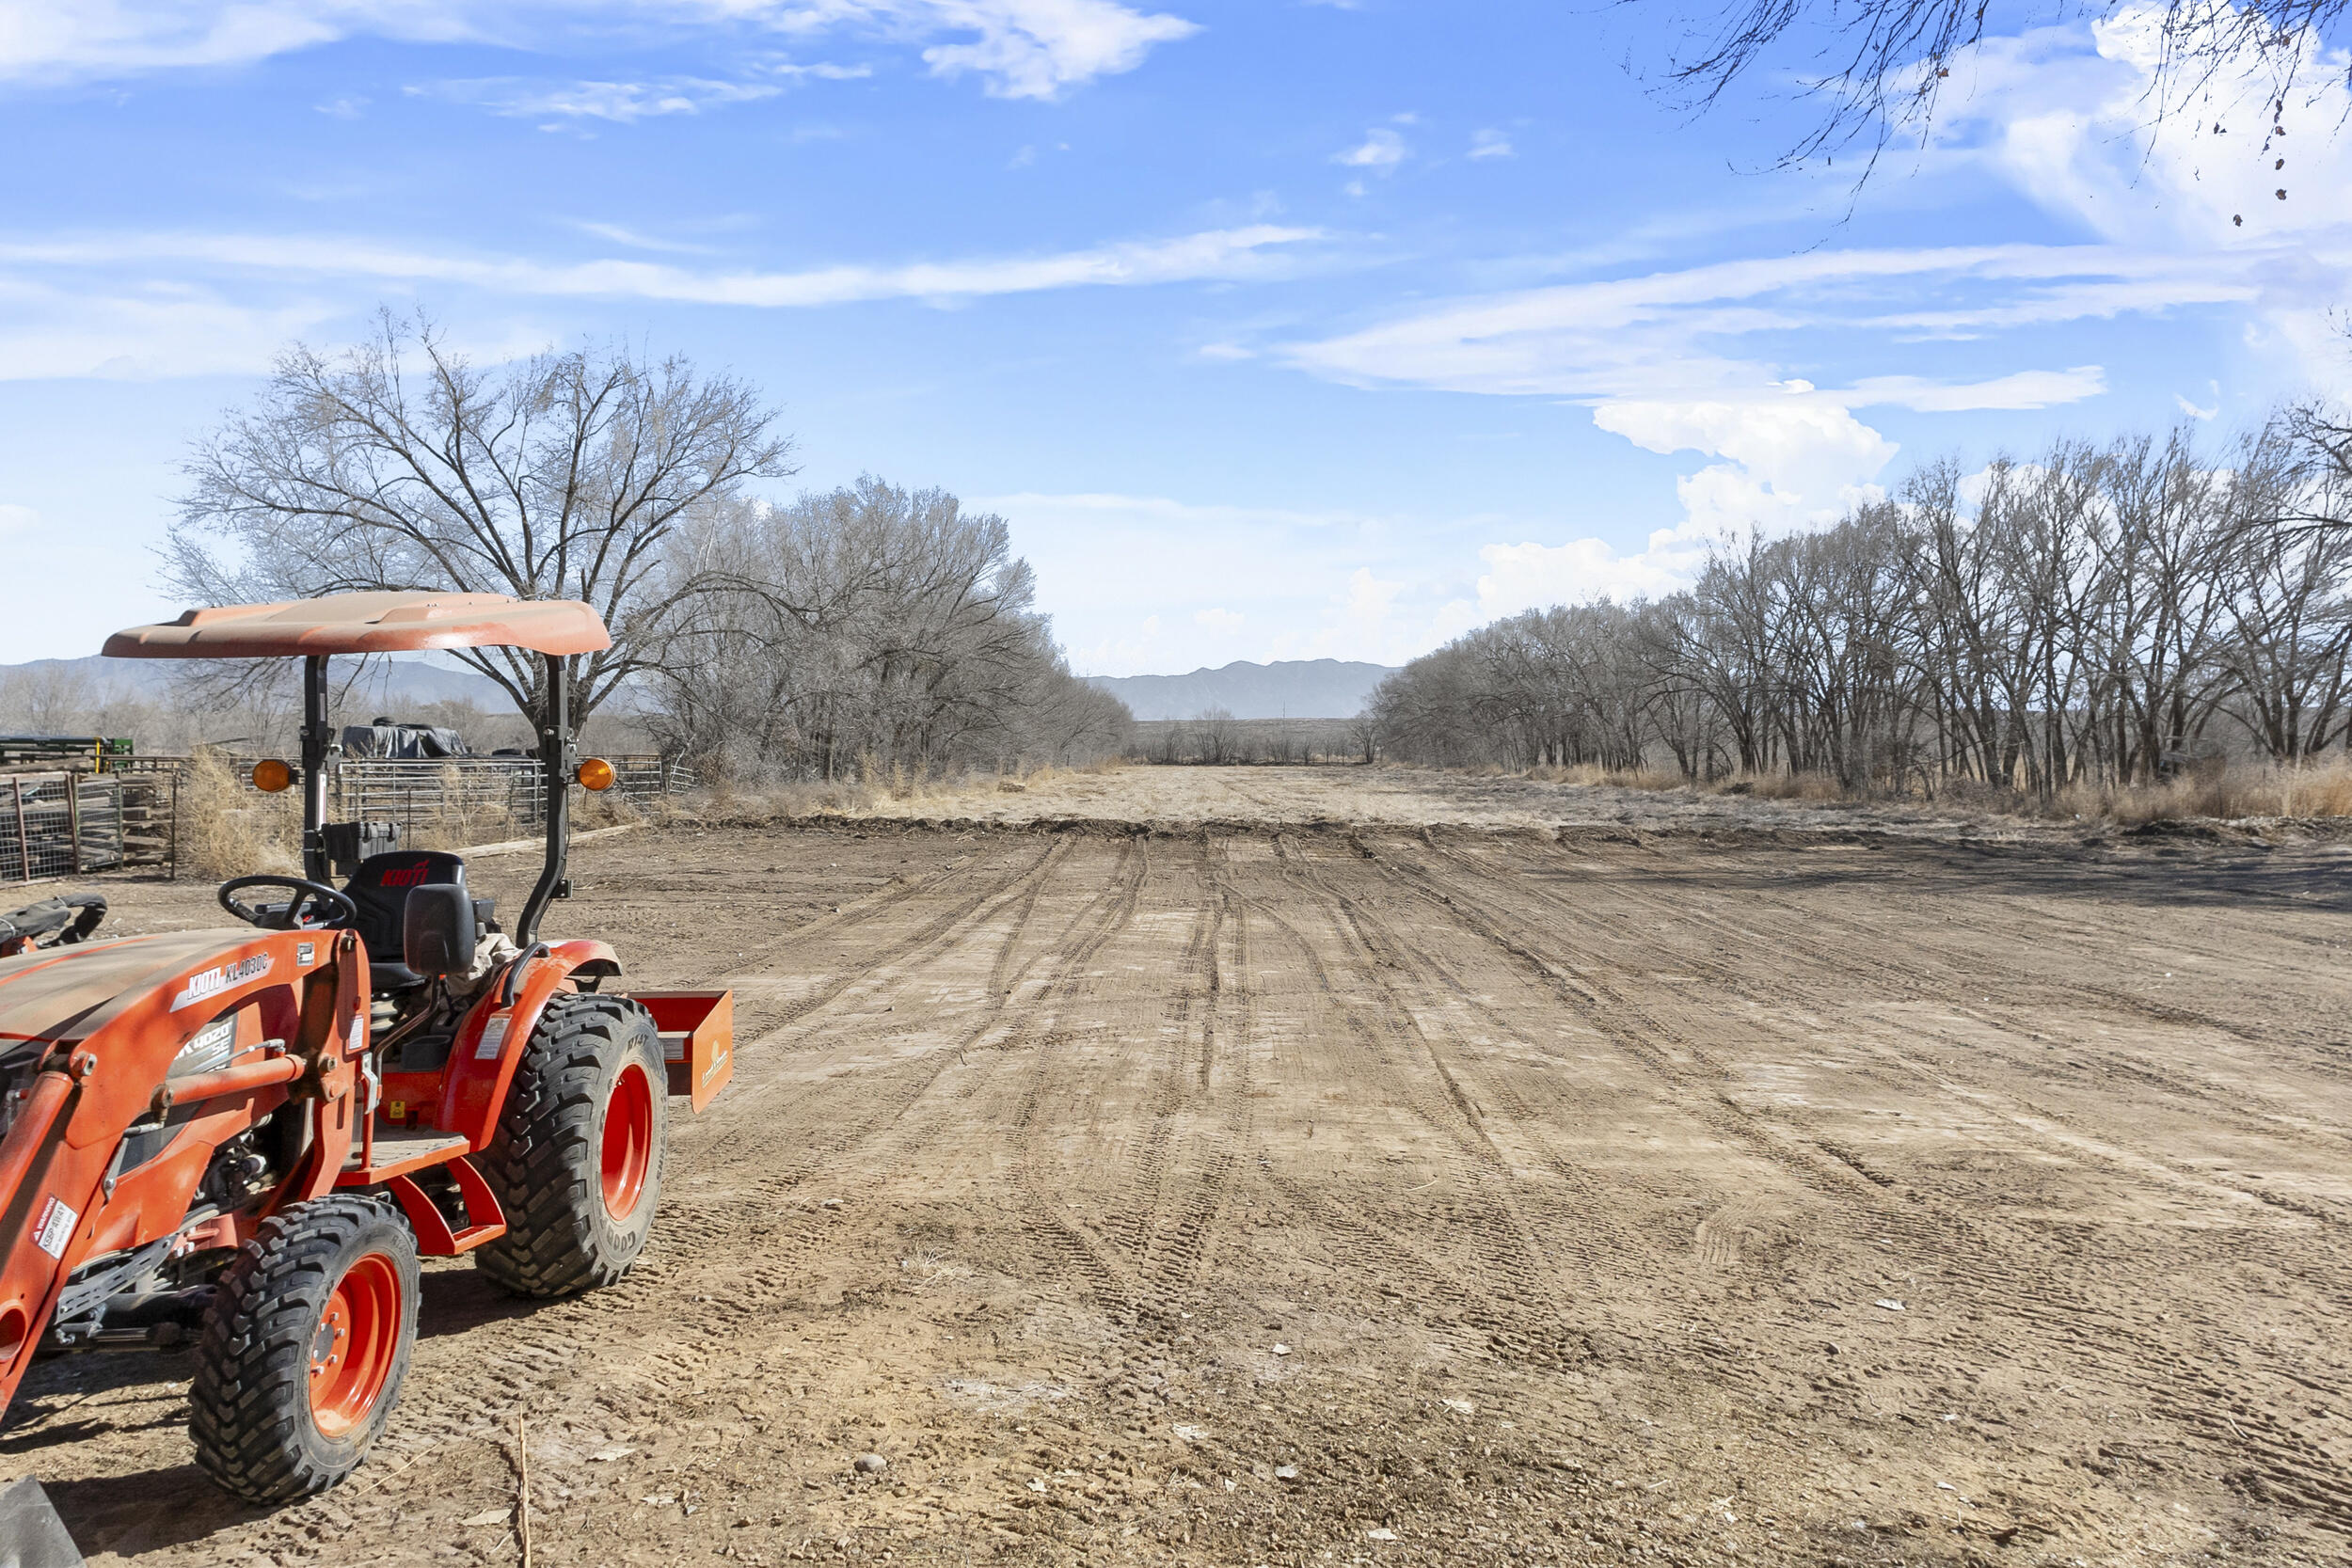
[300,655,331,882]
[516,652,569,945]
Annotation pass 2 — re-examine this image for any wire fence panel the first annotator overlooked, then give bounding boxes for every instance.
[0,773,124,882]
[326,755,694,841]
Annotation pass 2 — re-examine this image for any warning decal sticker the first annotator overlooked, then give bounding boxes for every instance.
[32,1198,76,1259]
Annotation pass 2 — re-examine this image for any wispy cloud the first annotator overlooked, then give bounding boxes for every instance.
[1,224,1323,308]
[0,225,1329,378]
[1286,243,2217,403]
[1333,126,1406,171]
[566,220,719,254]
[1468,127,1512,160]
[0,0,1196,101]
[410,75,798,123]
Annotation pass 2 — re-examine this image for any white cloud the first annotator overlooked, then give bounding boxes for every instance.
[1193,607,1243,632]
[0,226,1326,362]
[0,0,1196,101]
[1282,245,2141,551]
[0,277,339,378]
[1597,396,1897,537]
[1936,12,2352,249]
[0,502,37,533]
[1288,244,2210,401]
[906,0,1197,99]
[412,76,793,122]
[1468,127,1512,160]
[1471,536,1692,620]
[1333,127,1406,171]
[566,220,716,254]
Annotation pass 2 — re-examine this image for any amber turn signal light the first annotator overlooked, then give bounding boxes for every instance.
[575,756,616,792]
[250,759,294,793]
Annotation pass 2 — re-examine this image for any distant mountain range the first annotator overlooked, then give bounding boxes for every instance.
[8,650,1398,724]
[1084,658,1396,721]
[0,654,515,712]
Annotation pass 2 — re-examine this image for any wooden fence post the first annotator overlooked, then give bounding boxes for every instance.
[9,777,28,884]
[67,773,83,875]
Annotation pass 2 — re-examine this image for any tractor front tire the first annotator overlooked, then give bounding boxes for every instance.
[190,1196,420,1503]
[474,993,667,1298]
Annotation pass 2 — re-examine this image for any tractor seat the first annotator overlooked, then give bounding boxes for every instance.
[343,850,470,991]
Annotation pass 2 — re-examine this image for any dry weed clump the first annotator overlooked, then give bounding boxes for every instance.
[2061,760,2352,825]
[680,754,1104,824]
[176,749,299,879]
[1526,762,1681,790]
[1518,755,2352,826]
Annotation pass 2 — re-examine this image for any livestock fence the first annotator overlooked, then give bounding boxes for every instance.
[0,773,130,883]
[324,755,693,843]
[1,753,691,884]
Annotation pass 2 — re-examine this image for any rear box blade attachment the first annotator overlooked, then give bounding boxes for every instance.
[631,990,733,1112]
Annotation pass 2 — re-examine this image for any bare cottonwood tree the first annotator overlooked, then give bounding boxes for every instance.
[1652,0,2346,171]
[1375,411,2352,794]
[169,311,797,728]
[646,479,1128,781]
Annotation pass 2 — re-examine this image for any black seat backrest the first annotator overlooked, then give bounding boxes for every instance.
[344,850,468,970]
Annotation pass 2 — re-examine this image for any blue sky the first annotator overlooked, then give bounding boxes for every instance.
[3,2,2348,674]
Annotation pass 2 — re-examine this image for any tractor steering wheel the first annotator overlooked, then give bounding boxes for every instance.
[217,876,358,932]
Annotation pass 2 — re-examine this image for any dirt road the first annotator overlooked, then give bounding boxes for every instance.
[12,775,2352,1565]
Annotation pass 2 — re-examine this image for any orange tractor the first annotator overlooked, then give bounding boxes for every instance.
[0,592,730,1507]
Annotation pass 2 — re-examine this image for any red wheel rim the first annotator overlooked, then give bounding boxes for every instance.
[601,1062,654,1220]
[309,1252,401,1438]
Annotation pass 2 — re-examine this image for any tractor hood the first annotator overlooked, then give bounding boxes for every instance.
[0,931,291,1059]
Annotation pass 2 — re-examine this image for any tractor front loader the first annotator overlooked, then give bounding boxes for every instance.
[0,592,732,1520]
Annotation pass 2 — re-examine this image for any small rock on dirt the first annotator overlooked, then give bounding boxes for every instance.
[590,1446,635,1462]
[461,1509,508,1528]
[1275,1465,1299,1481]
[1367,1527,1399,1542]
[853,1453,888,1476]
[1874,1298,1906,1311]
[1271,1342,1291,1355]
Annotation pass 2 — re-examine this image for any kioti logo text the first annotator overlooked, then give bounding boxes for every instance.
[380,864,433,887]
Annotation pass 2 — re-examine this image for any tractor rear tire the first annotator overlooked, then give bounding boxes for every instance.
[473,993,667,1298]
[190,1196,420,1503]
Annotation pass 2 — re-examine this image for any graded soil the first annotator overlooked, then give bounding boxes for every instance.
[9,769,2351,1566]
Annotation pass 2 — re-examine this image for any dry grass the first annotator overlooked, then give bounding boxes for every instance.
[1524,758,2352,825]
[176,749,299,879]
[687,756,1114,825]
[2060,760,2352,825]
[1525,762,1682,791]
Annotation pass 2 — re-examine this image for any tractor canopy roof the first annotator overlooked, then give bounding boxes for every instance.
[102,591,611,659]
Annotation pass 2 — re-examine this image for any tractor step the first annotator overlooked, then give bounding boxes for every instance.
[340,1126,471,1184]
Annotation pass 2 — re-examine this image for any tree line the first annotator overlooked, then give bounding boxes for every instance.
[162,314,1127,781]
[1372,413,2352,800]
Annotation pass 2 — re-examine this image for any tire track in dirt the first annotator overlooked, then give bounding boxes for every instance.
[1438,832,2352,1289]
[1001,837,1158,1316]
[1137,867,1253,1295]
[1357,831,2352,1537]
[1208,838,1607,1372]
